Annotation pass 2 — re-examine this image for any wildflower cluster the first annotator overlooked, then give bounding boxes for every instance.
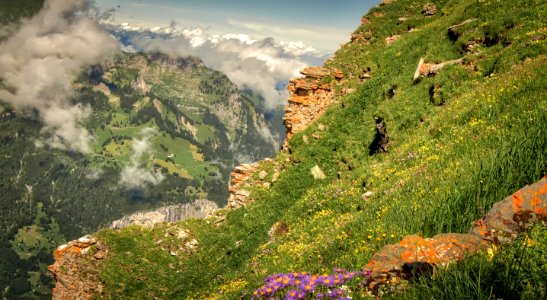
[252,269,371,299]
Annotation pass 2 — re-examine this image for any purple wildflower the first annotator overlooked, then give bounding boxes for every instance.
[327,289,346,298]
[285,289,298,300]
[322,275,335,287]
[299,281,316,293]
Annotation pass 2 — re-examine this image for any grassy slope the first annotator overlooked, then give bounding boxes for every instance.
[97,0,546,298]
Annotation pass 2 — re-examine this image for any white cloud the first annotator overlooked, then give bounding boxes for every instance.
[106,23,330,110]
[119,128,165,189]
[0,0,118,153]
[226,19,350,51]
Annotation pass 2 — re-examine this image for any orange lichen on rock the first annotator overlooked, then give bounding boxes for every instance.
[364,177,546,292]
[471,177,547,242]
[283,66,343,149]
[49,236,107,300]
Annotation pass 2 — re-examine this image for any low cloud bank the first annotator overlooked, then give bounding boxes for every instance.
[119,128,165,189]
[0,0,118,153]
[107,23,330,110]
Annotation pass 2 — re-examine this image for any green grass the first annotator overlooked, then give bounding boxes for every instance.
[89,106,218,179]
[152,134,216,178]
[96,0,547,298]
[85,53,249,181]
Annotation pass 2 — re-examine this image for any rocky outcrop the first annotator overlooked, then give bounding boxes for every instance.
[283,66,343,149]
[226,66,343,208]
[48,225,199,299]
[148,52,205,71]
[109,199,218,229]
[422,3,437,16]
[227,158,281,209]
[364,177,547,292]
[48,236,107,300]
[227,162,260,208]
[413,57,465,82]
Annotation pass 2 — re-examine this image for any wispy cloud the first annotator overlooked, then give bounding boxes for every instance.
[226,18,349,49]
[0,0,118,153]
[119,128,165,189]
[107,23,330,109]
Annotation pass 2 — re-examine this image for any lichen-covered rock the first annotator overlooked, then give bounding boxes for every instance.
[413,58,464,81]
[227,159,282,209]
[283,66,343,149]
[227,162,259,208]
[471,177,547,243]
[422,3,437,16]
[363,177,547,293]
[48,236,106,300]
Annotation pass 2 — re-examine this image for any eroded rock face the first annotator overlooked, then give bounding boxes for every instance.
[226,67,343,209]
[227,162,260,208]
[109,199,218,229]
[227,158,282,209]
[363,177,547,292]
[422,3,437,16]
[48,236,107,300]
[283,66,343,150]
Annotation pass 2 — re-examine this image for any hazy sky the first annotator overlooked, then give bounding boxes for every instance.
[95,0,378,50]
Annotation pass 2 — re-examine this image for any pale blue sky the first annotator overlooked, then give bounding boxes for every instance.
[95,0,378,50]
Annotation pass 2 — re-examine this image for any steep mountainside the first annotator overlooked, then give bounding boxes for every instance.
[0,49,279,299]
[48,0,546,299]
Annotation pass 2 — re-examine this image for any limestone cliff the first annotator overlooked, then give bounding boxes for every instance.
[109,199,218,229]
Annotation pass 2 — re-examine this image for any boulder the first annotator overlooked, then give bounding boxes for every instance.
[422,3,437,16]
[258,170,268,180]
[385,35,401,45]
[363,177,547,294]
[311,165,326,180]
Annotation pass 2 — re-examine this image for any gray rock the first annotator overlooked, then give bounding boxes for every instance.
[311,165,326,180]
[109,199,218,229]
[362,191,374,201]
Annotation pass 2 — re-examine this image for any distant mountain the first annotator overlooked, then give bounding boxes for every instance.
[0,51,281,298]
